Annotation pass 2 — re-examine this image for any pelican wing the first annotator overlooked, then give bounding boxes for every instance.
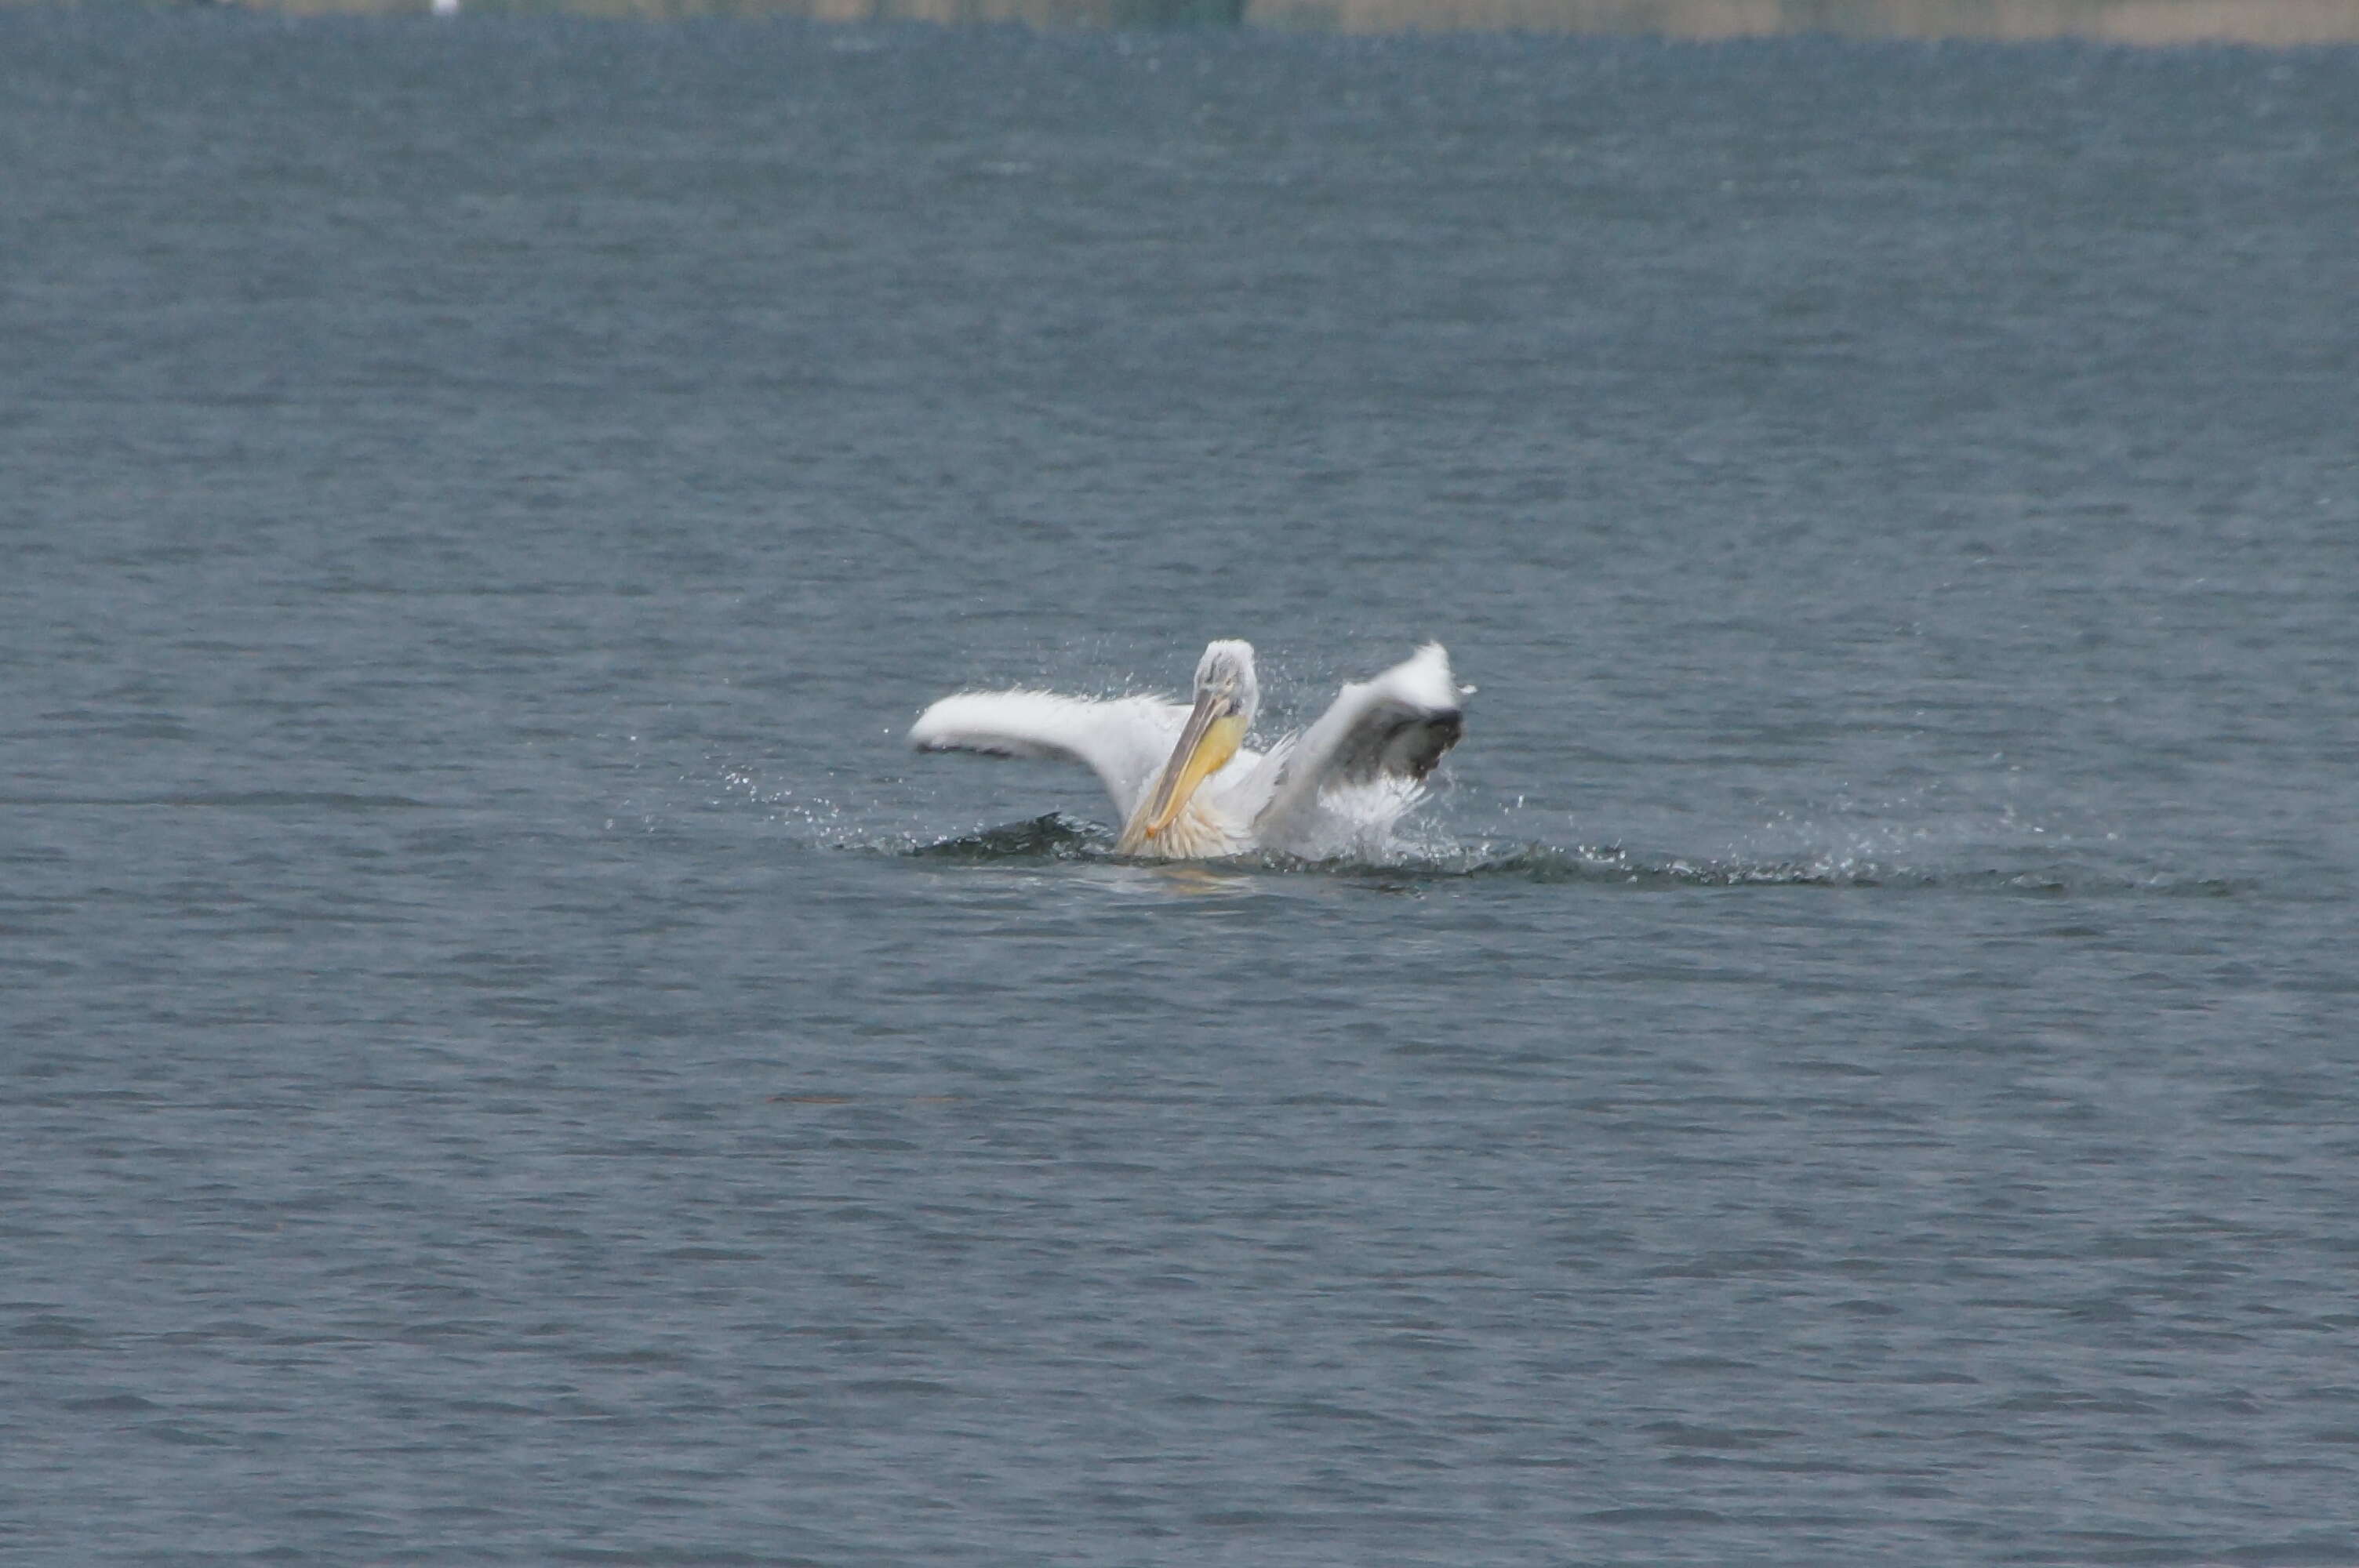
[1253,644,1463,836]
[908,691,1194,822]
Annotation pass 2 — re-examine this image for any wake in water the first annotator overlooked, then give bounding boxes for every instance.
[897,811,2243,897]
[713,750,2237,896]
[714,735,2237,897]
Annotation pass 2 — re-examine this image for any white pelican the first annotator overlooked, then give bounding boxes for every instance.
[908,641,1465,860]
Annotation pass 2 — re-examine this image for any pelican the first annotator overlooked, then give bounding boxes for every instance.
[908,641,1464,860]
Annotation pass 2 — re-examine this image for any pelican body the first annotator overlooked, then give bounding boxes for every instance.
[908,641,1464,860]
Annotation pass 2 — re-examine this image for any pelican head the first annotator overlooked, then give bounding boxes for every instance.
[1191,638,1260,728]
[1117,639,1259,855]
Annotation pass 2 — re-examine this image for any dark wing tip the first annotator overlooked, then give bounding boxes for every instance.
[1398,710,1463,779]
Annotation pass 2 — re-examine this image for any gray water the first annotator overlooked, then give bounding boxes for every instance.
[7,15,2359,1565]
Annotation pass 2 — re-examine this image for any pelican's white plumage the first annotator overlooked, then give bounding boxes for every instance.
[909,640,1464,860]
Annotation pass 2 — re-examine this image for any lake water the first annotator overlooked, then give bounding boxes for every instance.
[5,14,2359,1565]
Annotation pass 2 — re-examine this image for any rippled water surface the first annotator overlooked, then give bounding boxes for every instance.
[5,16,2359,1565]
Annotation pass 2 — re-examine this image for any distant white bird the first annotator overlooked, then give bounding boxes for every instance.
[909,640,1465,860]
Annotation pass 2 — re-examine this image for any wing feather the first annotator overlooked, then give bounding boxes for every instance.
[907,691,1190,822]
[1252,644,1463,837]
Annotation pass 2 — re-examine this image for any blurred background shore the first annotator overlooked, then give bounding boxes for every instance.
[13,0,2359,40]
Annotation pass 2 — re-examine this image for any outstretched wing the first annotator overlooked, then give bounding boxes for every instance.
[1252,643,1464,834]
[908,691,1191,822]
